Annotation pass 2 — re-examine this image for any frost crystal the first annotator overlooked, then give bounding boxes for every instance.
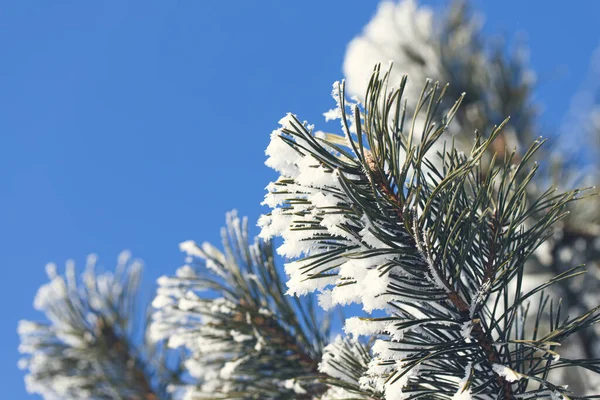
[491,363,523,382]
[460,321,473,343]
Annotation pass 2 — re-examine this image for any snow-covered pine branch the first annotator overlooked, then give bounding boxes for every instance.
[259,65,600,399]
[18,252,174,400]
[150,210,379,399]
[343,0,600,390]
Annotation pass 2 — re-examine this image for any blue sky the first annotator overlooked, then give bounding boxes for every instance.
[1,1,599,398]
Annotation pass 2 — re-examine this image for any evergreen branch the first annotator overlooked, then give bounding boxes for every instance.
[365,126,513,394]
[345,3,600,392]
[150,211,341,399]
[260,65,599,398]
[18,252,167,400]
[318,336,384,400]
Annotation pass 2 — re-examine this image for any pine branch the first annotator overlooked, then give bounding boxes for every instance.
[345,3,600,392]
[260,65,598,398]
[150,211,365,399]
[18,252,168,400]
[319,336,384,400]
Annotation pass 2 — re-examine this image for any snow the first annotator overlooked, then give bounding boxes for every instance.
[265,126,302,178]
[17,320,39,336]
[310,191,341,208]
[152,294,174,309]
[253,331,266,352]
[209,298,235,314]
[330,256,392,312]
[257,208,293,241]
[274,222,319,258]
[323,108,341,122]
[344,317,391,337]
[385,363,420,400]
[219,356,247,380]
[45,262,57,279]
[284,267,338,296]
[372,339,405,361]
[320,386,370,400]
[460,321,473,343]
[359,214,389,249]
[325,81,344,123]
[319,213,355,241]
[491,363,523,382]
[33,277,67,311]
[117,249,131,265]
[258,307,272,316]
[319,335,367,384]
[201,241,226,264]
[343,0,439,101]
[229,330,253,343]
[317,290,333,309]
[176,265,195,278]
[183,358,205,379]
[295,154,338,189]
[83,252,97,267]
[469,279,490,318]
[278,112,298,131]
[179,240,204,258]
[178,292,202,311]
[283,379,307,394]
[452,363,473,400]
[413,220,449,293]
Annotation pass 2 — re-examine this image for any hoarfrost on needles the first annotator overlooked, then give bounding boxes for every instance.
[491,363,523,382]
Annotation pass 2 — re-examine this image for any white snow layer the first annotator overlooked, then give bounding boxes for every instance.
[343,0,440,101]
[452,363,473,400]
[491,363,523,382]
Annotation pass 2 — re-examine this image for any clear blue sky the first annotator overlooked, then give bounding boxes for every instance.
[1,1,598,398]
